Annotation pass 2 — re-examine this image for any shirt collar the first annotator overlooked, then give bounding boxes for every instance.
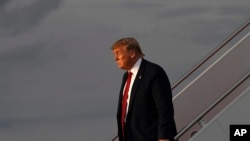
[129,58,142,77]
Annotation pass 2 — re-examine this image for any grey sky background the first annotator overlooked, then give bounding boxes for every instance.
[0,0,249,140]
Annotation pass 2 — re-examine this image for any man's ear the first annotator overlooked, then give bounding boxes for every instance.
[129,50,136,58]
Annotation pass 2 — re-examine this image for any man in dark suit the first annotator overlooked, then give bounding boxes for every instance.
[111,37,177,141]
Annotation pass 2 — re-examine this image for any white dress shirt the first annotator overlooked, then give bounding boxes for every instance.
[123,58,142,120]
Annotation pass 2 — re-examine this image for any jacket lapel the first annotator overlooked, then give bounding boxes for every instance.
[127,59,145,116]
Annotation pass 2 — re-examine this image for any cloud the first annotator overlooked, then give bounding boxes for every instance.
[0,0,249,140]
[216,5,250,18]
[157,6,212,19]
[0,0,8,8]
[117,1,164,9]
[0,0,62,36]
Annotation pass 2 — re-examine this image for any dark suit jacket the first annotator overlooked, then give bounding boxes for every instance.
[117,59,177,141]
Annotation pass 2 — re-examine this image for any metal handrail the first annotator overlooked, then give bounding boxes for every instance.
[174,72,250,140]
[111,136,118,141]
[108,19,250,141]
[172,20,250,90]
[106,133,118,141]
[173,20,249,140]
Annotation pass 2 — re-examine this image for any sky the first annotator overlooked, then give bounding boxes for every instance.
[0,0,249,140]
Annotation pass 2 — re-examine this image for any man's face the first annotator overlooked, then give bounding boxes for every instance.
[112,45,134,70]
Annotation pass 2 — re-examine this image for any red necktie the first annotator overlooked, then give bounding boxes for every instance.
[121,71,132,136]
